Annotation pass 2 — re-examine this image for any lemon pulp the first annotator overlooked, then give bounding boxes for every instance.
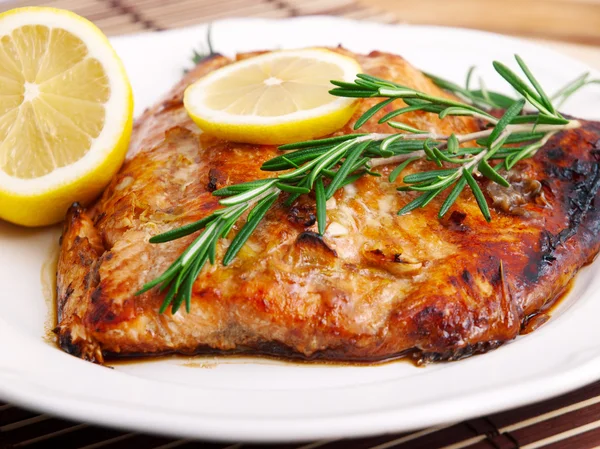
[0,25,110,179]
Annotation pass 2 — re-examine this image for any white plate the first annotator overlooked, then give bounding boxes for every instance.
[1,16,600,444]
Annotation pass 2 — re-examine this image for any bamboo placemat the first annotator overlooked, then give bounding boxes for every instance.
[2,0,397,35]
[1,0,600,448]
[2,381,600,448]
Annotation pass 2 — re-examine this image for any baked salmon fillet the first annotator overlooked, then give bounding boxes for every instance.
[55,49,600,364]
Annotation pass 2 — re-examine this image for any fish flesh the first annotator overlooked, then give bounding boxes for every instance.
[55,49,600,364]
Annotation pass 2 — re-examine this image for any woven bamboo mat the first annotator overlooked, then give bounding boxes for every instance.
[1,0,397,35]
[1,0,600,448]
[2,381,600,448]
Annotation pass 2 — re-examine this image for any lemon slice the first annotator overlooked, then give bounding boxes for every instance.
[0,7,133,227]
[184,49,361,145]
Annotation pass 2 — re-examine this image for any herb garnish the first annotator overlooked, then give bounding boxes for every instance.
[139,55,594,313]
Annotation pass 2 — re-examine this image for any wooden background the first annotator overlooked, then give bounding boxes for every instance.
[3,0,600,69]
[362,0,600,69]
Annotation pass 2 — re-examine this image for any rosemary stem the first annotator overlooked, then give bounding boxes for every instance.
[370,151,425,168]
[369,120,579,168]
[226,186,281,211]
[448,121,580,144]
[463,129,510,173]
[471,112,499,124]
[530,130,558,153]
[359,120,580,149]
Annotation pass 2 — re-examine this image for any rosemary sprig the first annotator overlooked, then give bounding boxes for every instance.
[425,63,599,111]
[184,25,216,73]
[140,54,587,313]
[138,134,395,313]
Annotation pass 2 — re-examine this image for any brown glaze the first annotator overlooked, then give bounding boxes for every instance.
[520,275,576,335]
[55,49,600,365]
[107,346,418,368]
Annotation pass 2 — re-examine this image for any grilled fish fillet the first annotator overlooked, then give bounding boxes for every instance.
[56,49,600,364]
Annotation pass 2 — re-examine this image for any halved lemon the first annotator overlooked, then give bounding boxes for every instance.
[0,7,133,227]
[184,49,361,145]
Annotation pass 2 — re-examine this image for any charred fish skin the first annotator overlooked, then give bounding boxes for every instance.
[55,49,600,364]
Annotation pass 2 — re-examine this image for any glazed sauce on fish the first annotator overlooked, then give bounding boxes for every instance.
[107,349,419,369]
[520,277,575,335]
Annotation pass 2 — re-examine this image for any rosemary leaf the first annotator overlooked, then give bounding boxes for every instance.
[315,177,327,235]
[463,168,491,222]
[403,168,457,184]
[325,141,369,198]
[423,140,442,167]
[339,171,366,188]
[432,146,470,164]
[357,73,402,88]
[378,87,418,98]
[180,251,209,313]
[262,148,330,171]
[476,131,545,146]
[213,178,275,196]
[551,74,600,107]
[447,133,459,154]
[149,215,218,243]
[355,98,394,130]
[330,80,360,89]
[515,55,556,115]
[398,190,439,216]
[402,98,445,113]
[492,61,552,116]
[306,141,353,187]
[379,134,404,153]
[159,282,179,314]
[438,178,468,218]
[382,139,430,155]
[478,77,493,105]
[439,106,480,119]
[489,98,526,144]
[220,205,248,239]
[158,262,183,293]
[218,181,277,205]
[423,72,465,94]
[468,90,516,109]
[388,121,427,134]
[223,191,280,266]
[456,147,485,156]
[465,66,476,90]
[378,104,436,123]
[278,134,365,151]
[284,178,310,206]
[505,138,548,170]
[389,157,419,182]
[509,114,569,125]
[354,78,383,90]
[420,187,444,207]
[275,182,311,194]
[329,88,377,98]
[478,160,510,187]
